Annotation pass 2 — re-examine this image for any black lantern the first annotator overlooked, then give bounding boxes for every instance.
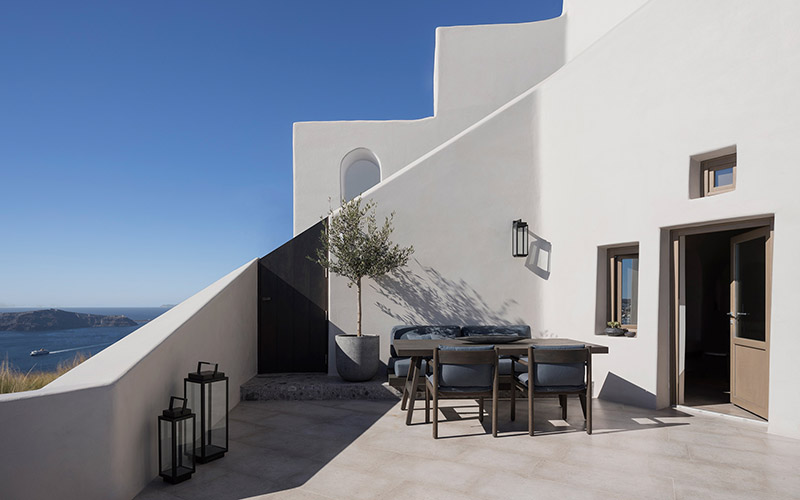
[158,396,196,484]
[185,362,229,463]
[512,219,529,257]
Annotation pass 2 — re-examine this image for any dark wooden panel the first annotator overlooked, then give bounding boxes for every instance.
[258,221,328,373]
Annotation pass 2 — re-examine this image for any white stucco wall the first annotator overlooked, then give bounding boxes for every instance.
[293,16,567,235]
[319,0,800,439]
[0,259,258,500]
[326,91,545,378]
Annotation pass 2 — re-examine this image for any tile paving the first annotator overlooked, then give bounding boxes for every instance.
[137,397,800,500]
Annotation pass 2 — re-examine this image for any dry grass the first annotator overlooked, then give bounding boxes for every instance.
[0,353,89,394]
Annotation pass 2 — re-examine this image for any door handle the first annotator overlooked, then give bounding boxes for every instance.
[262,297,272,302]
[728,312,748,318]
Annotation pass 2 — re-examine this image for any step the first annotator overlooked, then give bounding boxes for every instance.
[240,373,402,401]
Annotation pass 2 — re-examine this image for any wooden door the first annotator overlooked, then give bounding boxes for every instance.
[258,221,328,373]
[729,226,772,419]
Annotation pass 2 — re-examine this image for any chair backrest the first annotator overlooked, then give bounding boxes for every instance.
[434,345,497,388]
[461,325,531,338]
[530,345,588,388]
[389,325,461,357]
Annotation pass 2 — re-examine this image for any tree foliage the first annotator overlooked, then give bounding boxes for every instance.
[312,197,414,336]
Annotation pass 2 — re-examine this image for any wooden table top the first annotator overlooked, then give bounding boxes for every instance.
[393,337,609,357]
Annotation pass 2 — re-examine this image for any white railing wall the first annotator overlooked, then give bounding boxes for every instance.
[0,259,258,500]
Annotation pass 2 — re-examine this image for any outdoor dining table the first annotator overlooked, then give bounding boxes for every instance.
[393,337,610,425]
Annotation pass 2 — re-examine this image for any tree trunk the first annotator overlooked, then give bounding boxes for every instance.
[357,277,362,337]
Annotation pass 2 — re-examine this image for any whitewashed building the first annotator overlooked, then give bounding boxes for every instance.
[295,0,800,438]
[2,1,800,498]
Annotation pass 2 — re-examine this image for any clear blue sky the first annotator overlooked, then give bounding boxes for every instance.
[0,0,562,307]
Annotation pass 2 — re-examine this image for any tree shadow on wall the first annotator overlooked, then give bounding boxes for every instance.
[371,260,524,325]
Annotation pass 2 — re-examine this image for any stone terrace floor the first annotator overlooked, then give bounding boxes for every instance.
[137,398,800,500]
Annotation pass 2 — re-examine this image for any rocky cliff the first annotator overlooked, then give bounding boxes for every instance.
[0,309,139,332]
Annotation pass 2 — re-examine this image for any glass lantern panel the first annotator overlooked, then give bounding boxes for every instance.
[185,380,202,446]
[159,419,173,474]
[176,417,194,474]
[207,380,228,450]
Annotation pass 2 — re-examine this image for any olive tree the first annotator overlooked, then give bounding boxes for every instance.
[312,197,414,336]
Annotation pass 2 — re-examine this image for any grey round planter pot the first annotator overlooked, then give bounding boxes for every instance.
[334,334,380,382]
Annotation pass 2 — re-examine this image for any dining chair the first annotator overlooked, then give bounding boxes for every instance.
[510,345,592,435]
[424,344,499,439]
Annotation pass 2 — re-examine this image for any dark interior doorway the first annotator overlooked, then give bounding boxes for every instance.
[683,228,749,407]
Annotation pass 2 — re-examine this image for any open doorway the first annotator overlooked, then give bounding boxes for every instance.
[671,218,772,421]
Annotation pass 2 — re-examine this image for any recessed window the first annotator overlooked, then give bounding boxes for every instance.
[702,153,736,196]
[341,148,381,202]
[608,246,639,331]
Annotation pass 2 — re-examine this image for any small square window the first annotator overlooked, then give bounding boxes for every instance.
[608,246,638,331]
[703,153,736,196]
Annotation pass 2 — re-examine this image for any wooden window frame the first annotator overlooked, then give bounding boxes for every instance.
[702,153,737,196]
[608,246,639,332]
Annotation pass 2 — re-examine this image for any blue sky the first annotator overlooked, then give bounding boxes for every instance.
[0,0,562,307]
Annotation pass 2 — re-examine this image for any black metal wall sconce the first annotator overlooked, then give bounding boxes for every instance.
[512,219,529,257]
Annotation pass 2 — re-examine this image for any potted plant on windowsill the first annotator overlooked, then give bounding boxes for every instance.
[312,197,414,382]
[604,321,628,336]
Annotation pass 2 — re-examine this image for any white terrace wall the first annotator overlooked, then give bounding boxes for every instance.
[0,259,258,500]
[324,0,800,440]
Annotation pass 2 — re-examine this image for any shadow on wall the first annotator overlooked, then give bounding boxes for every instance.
[525,230,552,280]
[372,260,524,325]
[599,371,658,409]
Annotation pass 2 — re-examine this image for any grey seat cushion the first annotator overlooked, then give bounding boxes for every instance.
[499,357,527,375]
[461,325,531,338]
[388,357,428,377]
[431,344,494,389]
[515,345,586,389]
[389,325,461,357]
[516,373,586,393]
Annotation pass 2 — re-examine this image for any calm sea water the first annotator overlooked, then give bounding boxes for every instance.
[0,307,170,372]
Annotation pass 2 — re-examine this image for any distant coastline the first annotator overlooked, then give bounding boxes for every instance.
[0,309,137,332]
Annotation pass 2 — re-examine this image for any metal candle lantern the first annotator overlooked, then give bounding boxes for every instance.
[512,219,529,257]
[158,396,196,484]
[184,362,229,463]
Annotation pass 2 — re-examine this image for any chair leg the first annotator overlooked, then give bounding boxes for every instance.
[478,397,484,423]
[586,392,592,435]
[425,383,431,424]
[578,393,587,419]
[510,383,516,421]
[432,390,439,439]
[528,384,534,437]
[492,389,498,438]
[559,394,567,420]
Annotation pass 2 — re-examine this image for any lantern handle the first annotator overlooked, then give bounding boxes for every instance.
[169,396,187,410]
[196,361,219,375]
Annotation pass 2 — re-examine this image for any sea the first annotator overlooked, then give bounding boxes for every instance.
[0,307,170,373]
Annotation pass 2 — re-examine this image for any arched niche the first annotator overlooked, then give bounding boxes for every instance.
[341,148,381,202]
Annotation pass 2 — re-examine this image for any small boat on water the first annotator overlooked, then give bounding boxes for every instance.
[30,348,49,357]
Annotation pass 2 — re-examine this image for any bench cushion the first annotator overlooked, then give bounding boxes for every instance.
[390,325,461,357]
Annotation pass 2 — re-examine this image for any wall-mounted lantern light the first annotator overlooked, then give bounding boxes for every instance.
[512,219,529,257]
[185,362,229,463]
